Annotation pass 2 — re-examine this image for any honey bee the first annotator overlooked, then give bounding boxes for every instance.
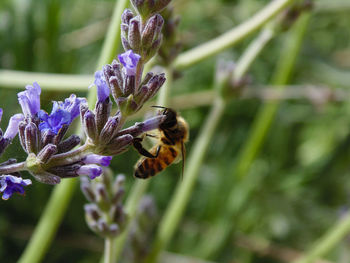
[132,107,189,179]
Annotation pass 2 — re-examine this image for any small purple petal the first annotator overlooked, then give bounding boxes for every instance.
[83,154,113,167]
[118,50,141,76]
[77,164,103,180]
[17,82,41,116]
[4,113,24,140]
[0,175,32,200]
[39,95,85,134]
[0,108,3,123]
[93,70,110,102]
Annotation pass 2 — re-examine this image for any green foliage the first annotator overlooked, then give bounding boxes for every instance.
[1,0,350,262]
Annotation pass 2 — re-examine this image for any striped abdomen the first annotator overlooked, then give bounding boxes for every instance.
[134,144,178,179]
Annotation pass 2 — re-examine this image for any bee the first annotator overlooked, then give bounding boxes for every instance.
[132,107,189,179]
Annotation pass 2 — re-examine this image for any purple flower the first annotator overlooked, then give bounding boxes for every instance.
[77,164,103,180]
[18,82,41,116]
[93,70,110,102]
[0,175,32,200]
[38,95,85,134]
[4,113,24,140]
[0,108,3,123]
[118,50,141,76]
[83,154,112,166]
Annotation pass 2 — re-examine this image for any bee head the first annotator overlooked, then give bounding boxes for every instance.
[159,108,178,130]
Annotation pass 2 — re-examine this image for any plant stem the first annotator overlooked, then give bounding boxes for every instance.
[0,161,26,174]
[18,0,128,262]
[233,26,275,81]
[113,66,174,262]
[197,13,312,260]
[0,0,291,91]
[95,0,128,70]
[145,96,226,263]
[104,238,115,263]
[0,70,92,91]
[18,178,77,263]
[173,0,294,70]
[292,211,350,263]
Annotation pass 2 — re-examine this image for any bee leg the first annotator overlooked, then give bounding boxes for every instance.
[145,133,158,138]
[132,138,160,158]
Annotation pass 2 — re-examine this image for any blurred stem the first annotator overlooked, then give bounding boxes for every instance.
[0,0,292,91]
[104,238,115,263]
[236,13,311,180]
[113,66,174,262]
[197,13,312,260]
[144,20,285,263]
[292,211,350,263]
[145,96,226,263]
[233,26,275,80]
[17,0,128,262]
[173,0,294,70]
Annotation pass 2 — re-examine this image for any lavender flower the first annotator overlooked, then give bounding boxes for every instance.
[38,95,85,134]
[4,114,24,140]
[17,82,41,117]
[0,175,32,200]
[118,50,141,76]
[93,70,110,102]
[83,154,113,167]
[77,164,103,180]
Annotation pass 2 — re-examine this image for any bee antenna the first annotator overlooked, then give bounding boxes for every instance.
[151,105,167,109]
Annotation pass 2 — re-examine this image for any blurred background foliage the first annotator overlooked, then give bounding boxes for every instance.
[1,0,350,262]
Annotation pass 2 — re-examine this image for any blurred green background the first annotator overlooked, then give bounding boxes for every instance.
[1,0,350,262]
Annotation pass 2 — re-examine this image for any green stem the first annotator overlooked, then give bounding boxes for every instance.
[197,13,312,260]
[233,26,275,81]
[292,211,350,263]
[18,178,77,263]
[104,238,115,263]
[145,97,226,263]
[18,0,128,262]
[173,0,294,70]
[113,66,174,262]
[236,14,311,179]
[0,70,92,91]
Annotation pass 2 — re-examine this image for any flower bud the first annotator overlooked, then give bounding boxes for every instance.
[141,14,164,49]
[123,75,136,96]
[83,110,97,141]
[121,9,134,25]
[83,154,113,167]
[80,177,96,202]
[99,115,122,145]
[24,122,39,154]
[128,17,142,52]
[37,144,57,164]
[77,164,103,179]
[41,129,55,147]
[57,135,81,153]
[95,97,112,133]
[48,164,81,178]
[105,134,133,155]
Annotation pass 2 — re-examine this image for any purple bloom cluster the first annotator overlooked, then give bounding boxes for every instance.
[0,0,171,200]
[0,175,32,200]
[38,95,86,134]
